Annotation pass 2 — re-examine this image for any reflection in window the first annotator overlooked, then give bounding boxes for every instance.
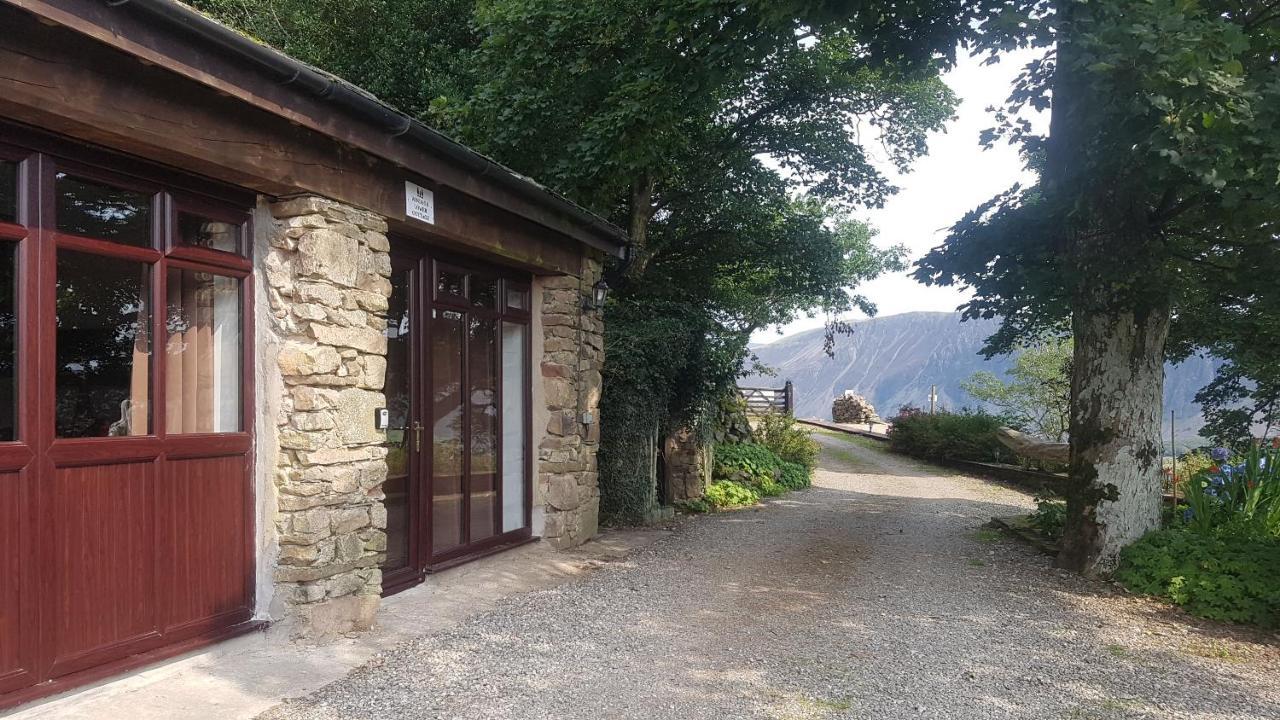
[471,276,497,309]
[0,161,16,224]
[436,266,465,302]
[469,316,497,541]
[505,286,529,312]
[382,268,413,573]
[0,247,15,441]
[178,212,240,254]
[56,251,151,437]
[56,173,151,247]
[501,322,527,532]
[432,308,465,553]
[165,269,241,433]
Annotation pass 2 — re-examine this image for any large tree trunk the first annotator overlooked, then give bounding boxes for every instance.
[1057,299,1170,574]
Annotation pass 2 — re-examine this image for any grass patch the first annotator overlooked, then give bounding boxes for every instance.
[1183,641,1244,662]
[973,528,1003,543]
[1105,644,1129,658]
[967,558,987,567]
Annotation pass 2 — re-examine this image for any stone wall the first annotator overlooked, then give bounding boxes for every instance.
[537,254,605,549]
[663,429,712,502]
[262,196,392,638]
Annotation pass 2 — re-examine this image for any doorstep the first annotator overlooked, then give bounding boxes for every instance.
[3,528,670,720]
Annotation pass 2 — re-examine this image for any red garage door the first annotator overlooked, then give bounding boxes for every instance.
[0,124,257,709]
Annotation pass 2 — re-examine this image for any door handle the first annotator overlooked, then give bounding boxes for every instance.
[412,420,423,453]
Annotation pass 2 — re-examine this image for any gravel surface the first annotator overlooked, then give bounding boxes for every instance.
[263,432,1280,720]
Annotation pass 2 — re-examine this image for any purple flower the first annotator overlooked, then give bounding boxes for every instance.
[1211,447,1230,463]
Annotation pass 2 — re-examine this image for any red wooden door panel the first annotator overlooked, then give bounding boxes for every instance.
[0,467,37,695]
[47,460,159,678]
[161,454,251,633]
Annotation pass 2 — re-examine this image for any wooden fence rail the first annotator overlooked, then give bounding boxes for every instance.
[737,381,794,415]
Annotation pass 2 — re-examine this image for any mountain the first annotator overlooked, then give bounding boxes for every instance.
[745,312,1218,444]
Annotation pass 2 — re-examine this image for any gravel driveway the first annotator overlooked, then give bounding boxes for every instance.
[262,432,1280,720]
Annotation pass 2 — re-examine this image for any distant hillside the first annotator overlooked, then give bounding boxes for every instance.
[745,312,1217,444]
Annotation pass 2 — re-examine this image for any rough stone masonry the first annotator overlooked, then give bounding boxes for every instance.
[263,196,393,638]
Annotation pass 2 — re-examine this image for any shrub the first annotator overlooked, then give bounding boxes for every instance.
[1116,528,1280,628]
[1179,445,1280,538]
[778,461,811,490]
[752,413,820,469]
[886,406,1004,462]
[713,442,783,486]
[675,498,710,514]
[704,480,760,509]
[1027,494,1066,539]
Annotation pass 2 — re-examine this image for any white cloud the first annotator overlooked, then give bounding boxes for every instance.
[753,48,1047,345]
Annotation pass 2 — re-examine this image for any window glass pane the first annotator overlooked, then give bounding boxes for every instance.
[501,322,527,532]
[436,267,465,302]
[56,251,151,437]
[382,266,413,573]
[56,173,151,247]
[178,212,240,254]
[505,286,529,312]
[0,161,16,224]
[470,276,497,309]
[432,308,465,553]
[165,269,241,433]
[0,246,15,441]
[468,316,497,542]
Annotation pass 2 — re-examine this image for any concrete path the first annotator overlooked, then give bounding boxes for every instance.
[260,432,1280,720]
[4,531,666,720]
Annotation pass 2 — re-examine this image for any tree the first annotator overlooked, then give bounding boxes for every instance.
[194,0,970,522]
[915,0,1280,573]
[962,339,1071,442]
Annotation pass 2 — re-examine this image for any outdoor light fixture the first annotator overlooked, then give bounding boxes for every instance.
[583,278,610,312]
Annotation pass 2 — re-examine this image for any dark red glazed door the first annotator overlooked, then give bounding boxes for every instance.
[0,126,256,709]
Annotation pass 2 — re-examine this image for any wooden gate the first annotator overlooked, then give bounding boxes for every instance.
[737,381,795,415]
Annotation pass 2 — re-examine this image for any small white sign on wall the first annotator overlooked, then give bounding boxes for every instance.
[405,181,435,224]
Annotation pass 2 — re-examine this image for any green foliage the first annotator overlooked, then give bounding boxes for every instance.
[1164,450,1214,494]
[752,413,820,470]
[962,339,1071,441]
[704,481,760,510]
[778,461,812,491]
[713,442,784,486]
[1116,529,1280,628]
[674,498,711,514]
[1178,445,1280,538]
[1028,495,1067,540]
[886,407,1005,463]
[712,395,754,445]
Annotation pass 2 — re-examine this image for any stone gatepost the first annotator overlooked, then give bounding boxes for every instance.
[262,196,392,638]
[538,254,605,548]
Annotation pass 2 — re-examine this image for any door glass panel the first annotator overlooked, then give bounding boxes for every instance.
[468,316,497,542]
[470,276,497,309]
[435,266,465,303]
[56,251,152,437]
[505,286,529,312]
[0,161,16,224]
[382,267,413,573]
[432,308,465,553]
[0,246,15,441]
[501,322,527,532]
[178,212,240,254]
[164,269,241,432]
[55,173,152,247]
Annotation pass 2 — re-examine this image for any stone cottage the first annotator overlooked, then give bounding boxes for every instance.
[0,0,625,708]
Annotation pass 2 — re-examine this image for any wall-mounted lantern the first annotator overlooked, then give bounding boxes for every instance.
[582,278,610,312]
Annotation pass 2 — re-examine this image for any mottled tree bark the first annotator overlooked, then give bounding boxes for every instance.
[1057,297,1170,574]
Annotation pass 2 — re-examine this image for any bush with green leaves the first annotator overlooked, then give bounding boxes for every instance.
[752,413,819,470]
[886,406,1004,463]
[1116,529,1280,628]
[704,481,760,509]
[713,442,784,486]
[778,461,811,490]
[1028,494,1067,540]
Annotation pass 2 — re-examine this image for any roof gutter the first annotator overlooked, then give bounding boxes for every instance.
[101,0,629,257]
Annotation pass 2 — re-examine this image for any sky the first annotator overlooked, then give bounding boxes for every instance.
[752,48,1047,345]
